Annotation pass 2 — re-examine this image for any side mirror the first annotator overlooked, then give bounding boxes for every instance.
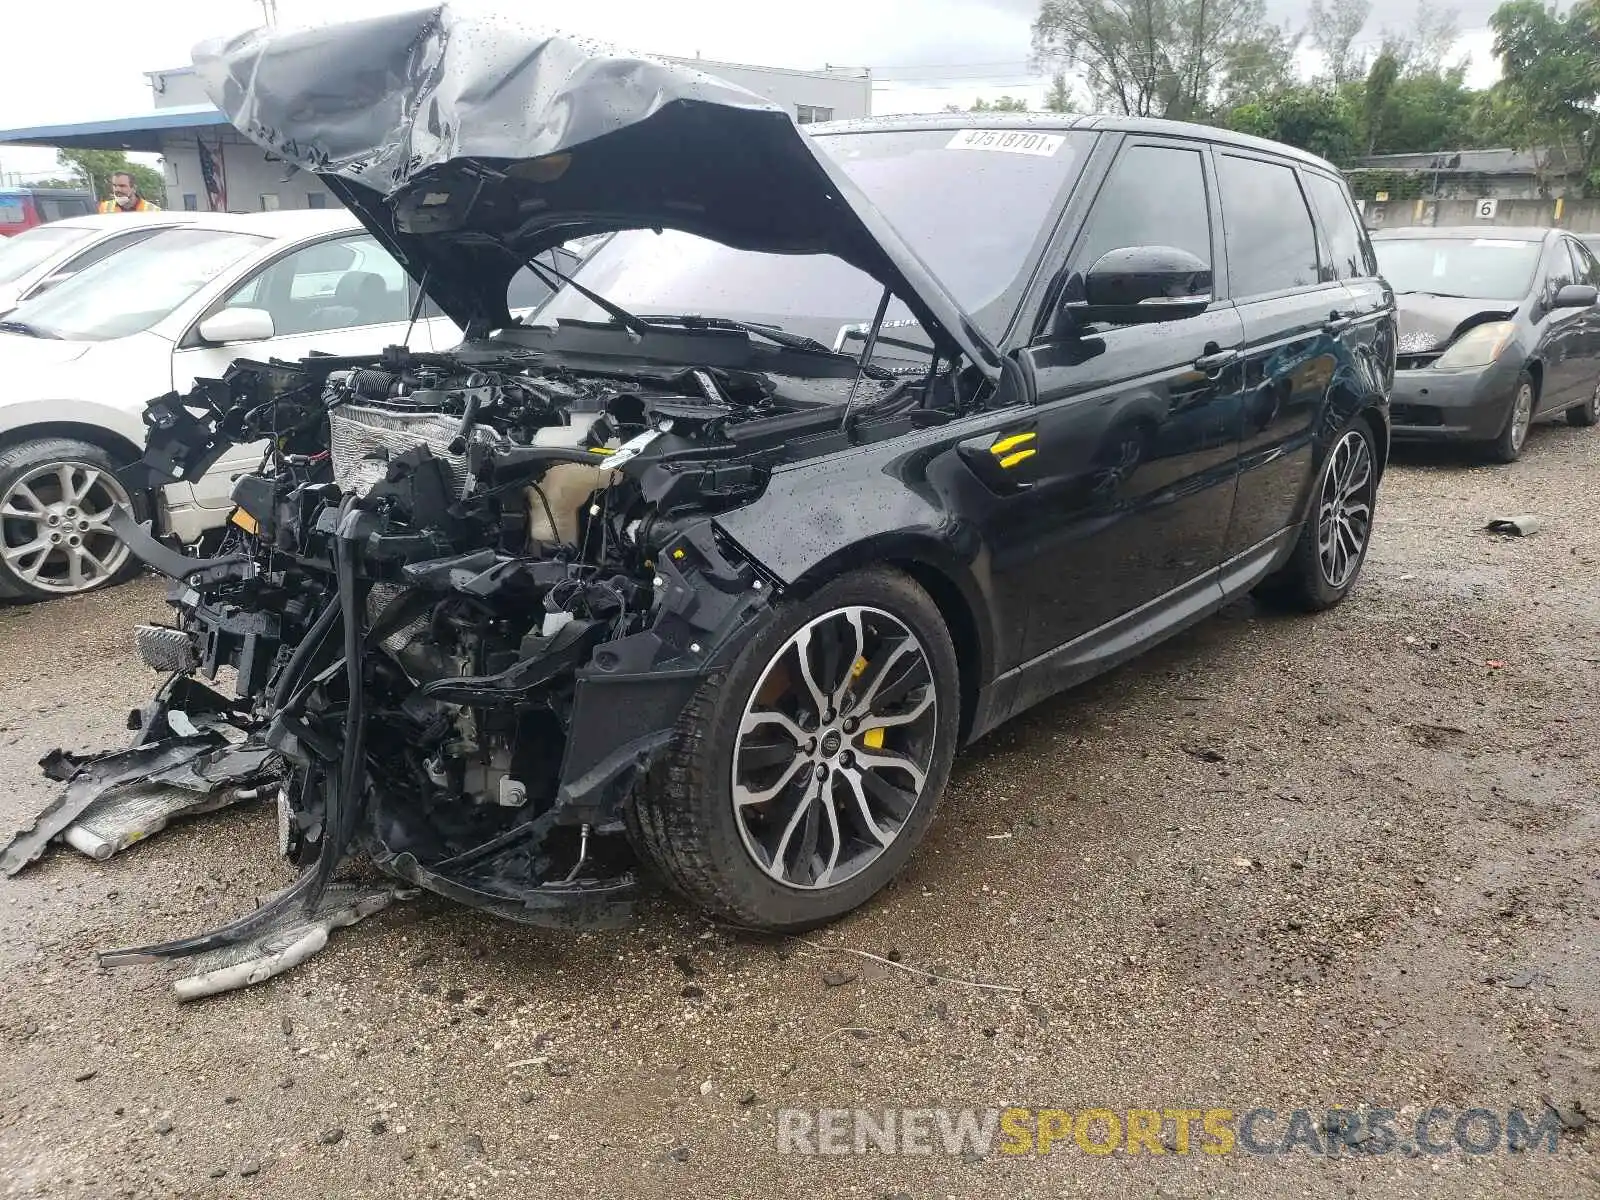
[1061,246,1213,328]
[1553,283,1598,310]
[197,306,275,344]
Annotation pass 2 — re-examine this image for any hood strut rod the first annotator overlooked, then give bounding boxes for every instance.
[842,285,893,436]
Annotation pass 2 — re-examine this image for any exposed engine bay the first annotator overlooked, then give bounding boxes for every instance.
[0,333,981,991]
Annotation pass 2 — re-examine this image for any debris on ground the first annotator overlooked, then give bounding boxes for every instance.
[1486,514,1541,537]
[127,883,418,1001]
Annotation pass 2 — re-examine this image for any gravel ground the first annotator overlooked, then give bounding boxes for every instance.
[1,418,1597,1200]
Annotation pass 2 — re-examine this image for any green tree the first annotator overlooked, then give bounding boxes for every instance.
[1306,0,1372,85]
[943,95,1031,113]
[1362,49,1400,153]
[973,96,1031,112]
[1045,72,1075,112]
[1490,0,1600,190]
[1222,85,1361,164]
[1032,0,1282,121]
[1382,0,1462,77]
[54,149,166,207]
[1212,20,1301,111]
[1374,67,1482,154]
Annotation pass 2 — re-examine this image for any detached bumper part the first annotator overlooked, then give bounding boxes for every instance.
[62,781,261,862]
[1,735,247,876]
[170,882,416,1001]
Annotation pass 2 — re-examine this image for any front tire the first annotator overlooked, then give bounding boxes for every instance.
[628,567,960,931]
[1486,371,1536,462]
[1255,415,1379,613]
[0,438,147,602]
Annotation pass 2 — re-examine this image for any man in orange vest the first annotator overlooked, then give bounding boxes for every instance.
[98,172,160,213]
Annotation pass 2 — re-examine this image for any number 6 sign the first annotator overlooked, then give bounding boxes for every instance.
[1476,198,1498,220]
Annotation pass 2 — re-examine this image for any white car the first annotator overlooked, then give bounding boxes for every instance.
[0,209,488,600]
[0,211,205,317]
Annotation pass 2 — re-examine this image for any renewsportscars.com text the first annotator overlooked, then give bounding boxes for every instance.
[776,1106,1571,1157]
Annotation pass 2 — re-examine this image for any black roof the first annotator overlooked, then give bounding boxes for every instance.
[806,111,1342,174]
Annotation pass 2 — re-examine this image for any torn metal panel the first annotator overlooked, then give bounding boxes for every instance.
[62,783,264,863]
[3,735,279,873]
[171,882,416,1001]
[0,736,224,877]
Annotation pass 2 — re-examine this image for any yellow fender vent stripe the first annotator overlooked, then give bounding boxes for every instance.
[998,448,1037,470]
[990,431,1036,456]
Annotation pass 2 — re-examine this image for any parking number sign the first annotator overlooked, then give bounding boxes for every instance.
[1476,198,1498,220]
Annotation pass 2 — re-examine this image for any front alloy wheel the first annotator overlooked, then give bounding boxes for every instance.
[0,439,139,600]
[732,605,940,890]
[1489,372,1537,463]
[628,567,960,931]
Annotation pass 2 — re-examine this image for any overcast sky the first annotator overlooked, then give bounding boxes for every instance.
[0,0,1509,184]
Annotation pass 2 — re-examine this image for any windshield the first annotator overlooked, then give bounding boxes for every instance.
[528,128,1091,351]
[0,225,94,285]
[5,227,267,341]
[1374,237,1542,301]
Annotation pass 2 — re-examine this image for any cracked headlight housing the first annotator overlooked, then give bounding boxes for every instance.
[1433,321,1515,370]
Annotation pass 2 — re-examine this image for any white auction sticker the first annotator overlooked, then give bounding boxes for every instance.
[946,129,1066,156]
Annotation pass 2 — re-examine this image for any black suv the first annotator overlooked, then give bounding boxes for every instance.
[9,13,1395,978]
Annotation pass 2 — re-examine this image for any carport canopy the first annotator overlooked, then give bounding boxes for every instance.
[0,105,230,153]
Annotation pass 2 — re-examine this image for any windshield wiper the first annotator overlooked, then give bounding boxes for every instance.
[1397,290,1472,299]
[637,314,836,355]
[522,254,652,338]
[635,313,892,378]
[0,319,60,340]
[835,325,932,356]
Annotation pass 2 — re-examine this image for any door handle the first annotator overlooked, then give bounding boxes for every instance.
[1194,346,1238,374]
[1327,309,1358,333]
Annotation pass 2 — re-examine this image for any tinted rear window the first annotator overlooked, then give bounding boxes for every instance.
[1217,155,1321,297]
[1372,238,1541,301]
[1302,172,1370,280]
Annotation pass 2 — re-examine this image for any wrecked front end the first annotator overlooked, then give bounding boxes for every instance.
[5,344,793,989]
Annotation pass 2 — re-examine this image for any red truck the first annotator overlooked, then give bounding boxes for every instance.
[0,187,96,237]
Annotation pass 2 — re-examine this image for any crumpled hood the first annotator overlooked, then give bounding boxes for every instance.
[189,4,1001,375]
[1395,293,1520,354]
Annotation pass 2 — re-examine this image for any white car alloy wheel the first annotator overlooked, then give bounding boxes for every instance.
[0,457,134,596]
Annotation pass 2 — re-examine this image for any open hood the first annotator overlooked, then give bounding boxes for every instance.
[189,5,1001,376]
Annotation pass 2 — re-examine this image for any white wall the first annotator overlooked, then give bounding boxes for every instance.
[660,57,871,122]
[159,130,336,212]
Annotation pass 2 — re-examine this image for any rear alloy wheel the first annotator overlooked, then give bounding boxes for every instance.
[1254,415,1378,613]
[1488,372,1537,463]
[1568,378,1600,428]
[628,567,960,931]
[0,438,142,601]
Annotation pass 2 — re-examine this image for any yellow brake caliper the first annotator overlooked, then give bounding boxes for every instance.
[852,656,886,749]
